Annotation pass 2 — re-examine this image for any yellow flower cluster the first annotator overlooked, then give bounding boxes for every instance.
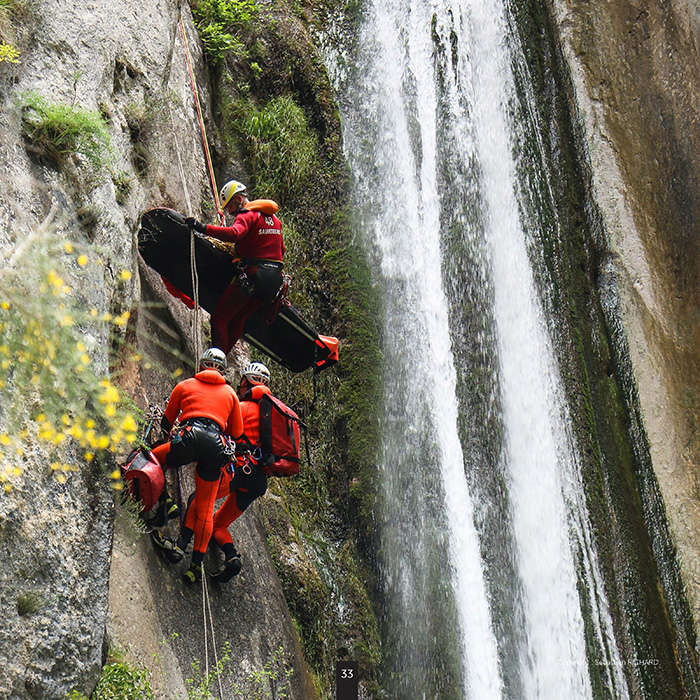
[0,42,20,64]
[0,247,141,495]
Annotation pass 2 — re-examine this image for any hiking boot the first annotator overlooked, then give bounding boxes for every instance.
[210,551,242,584]
[164,497,179,520]
[150,530,184,563]
[183,563,202,584]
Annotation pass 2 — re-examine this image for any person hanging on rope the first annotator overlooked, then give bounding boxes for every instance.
[150,347,243,583]
[185,180,285,354]
[206,361,275,582]
[157,361,276,583]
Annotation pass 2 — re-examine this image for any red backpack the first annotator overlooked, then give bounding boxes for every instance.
[121,446,164,511]
[258,394,301,477]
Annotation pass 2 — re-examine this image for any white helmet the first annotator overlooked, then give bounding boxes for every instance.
[200,347,227,373]
[242,361,270,385]
[220,180,247,208]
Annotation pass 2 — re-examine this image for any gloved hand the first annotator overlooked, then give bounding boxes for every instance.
[184,217,207,233]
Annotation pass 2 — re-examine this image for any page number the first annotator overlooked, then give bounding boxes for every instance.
[336,660,359,700]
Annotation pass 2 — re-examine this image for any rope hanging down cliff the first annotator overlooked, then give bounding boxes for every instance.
[178,16,222,218]
[173,14,224,360]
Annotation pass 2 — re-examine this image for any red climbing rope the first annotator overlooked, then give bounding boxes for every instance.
[178,16,223,222]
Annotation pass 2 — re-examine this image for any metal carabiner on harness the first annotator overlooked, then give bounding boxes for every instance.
[170,422,184,445]
[222,435,237,458]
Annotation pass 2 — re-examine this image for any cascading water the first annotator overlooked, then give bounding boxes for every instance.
[326,0,629,697]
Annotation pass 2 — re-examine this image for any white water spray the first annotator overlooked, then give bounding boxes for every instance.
[327,0,628,696]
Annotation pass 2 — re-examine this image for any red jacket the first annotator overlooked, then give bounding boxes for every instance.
[164,369,243,437]
[205,210,285,262]
[239,384,271,446]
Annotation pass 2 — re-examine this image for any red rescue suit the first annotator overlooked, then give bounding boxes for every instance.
[204,207,285,353]
[211,384,272,549]
[152,369,243,564]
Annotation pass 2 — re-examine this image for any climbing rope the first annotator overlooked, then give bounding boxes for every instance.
[201,567,225,698]
[178,15,222,220]
[169,105,204,360]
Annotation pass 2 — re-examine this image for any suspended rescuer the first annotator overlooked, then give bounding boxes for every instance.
[167,360,299,584]
[185,180,285,354]
[150,348,243,583]
[206,361,275,582]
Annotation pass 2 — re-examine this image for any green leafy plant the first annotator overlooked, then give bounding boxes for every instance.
[242,96,318,203]
[186,643,294,699]
[67,649,153,699]
[190,0,260,64]
[20,91,112,171]
[115,491,149,542]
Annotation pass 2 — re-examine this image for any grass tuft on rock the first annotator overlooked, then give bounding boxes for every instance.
[20,91,112,171]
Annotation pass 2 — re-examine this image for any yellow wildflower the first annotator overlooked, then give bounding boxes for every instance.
[121,415,137,432]
[0,301,9,310]
[77,254,88,266]
[110,469,121,479]
[47,271,64,288]
[0,434,10,446]
[64,242,74,253]
[119,269,132,281]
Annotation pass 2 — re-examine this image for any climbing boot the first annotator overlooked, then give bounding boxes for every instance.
[183,563,202,584]
[150,530,184,563]
[164,496,179,520]
[210,550,242,584]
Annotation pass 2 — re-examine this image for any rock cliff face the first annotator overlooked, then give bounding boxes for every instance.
[0,1,317,698]
[549,0,700,634]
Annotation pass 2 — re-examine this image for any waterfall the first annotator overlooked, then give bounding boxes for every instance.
[326,0,629,696]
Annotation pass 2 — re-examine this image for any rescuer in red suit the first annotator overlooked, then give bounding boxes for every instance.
[207,361,273,583]
[150,348,243,583]
[185,180,285,354]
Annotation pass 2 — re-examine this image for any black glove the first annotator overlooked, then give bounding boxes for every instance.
[184,217,206,233]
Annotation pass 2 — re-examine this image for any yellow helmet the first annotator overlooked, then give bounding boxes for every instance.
[220,180,247,208]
